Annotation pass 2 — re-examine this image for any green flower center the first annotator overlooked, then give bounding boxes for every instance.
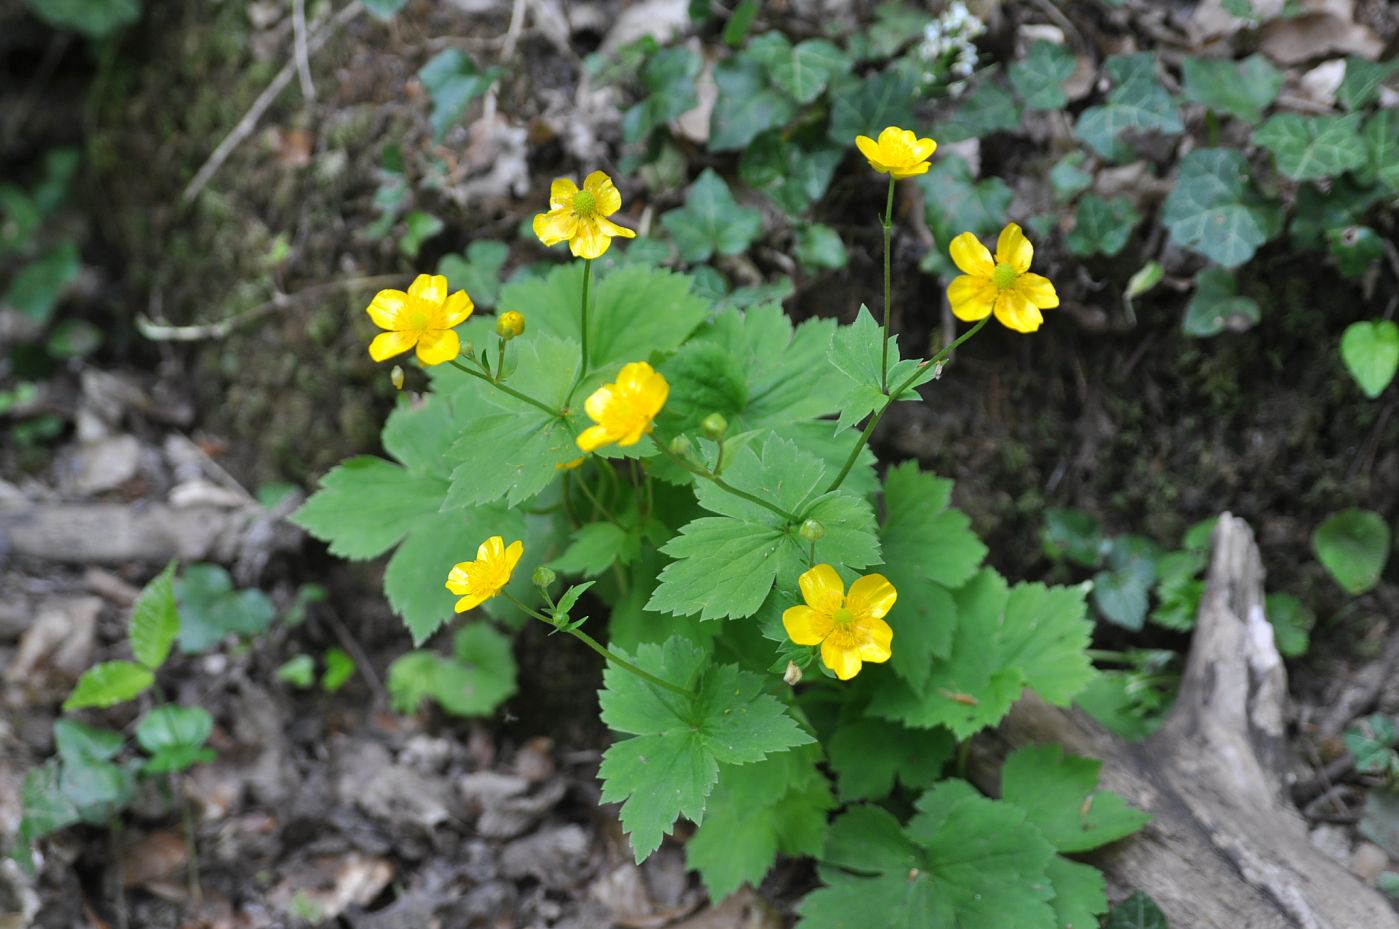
[572,189,597,217]
[992,262,1019,290]
[404,302,434,331]
[832,606,855,628]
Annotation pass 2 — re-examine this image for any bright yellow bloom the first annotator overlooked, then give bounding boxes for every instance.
[947,223,1059,334]
[496,310,525,339]
[533,171,636,260]
[366,274,474,366]
[855,126,937,179]
[445,536,524,613]
[783,564,896,681]
[576,362,669,453]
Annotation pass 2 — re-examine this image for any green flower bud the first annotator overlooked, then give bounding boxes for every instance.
[462,340,476,360]
[670,435,692,456]
[701,413,728,439]
[532,566,556,589]
[799,519,826,542]
[390,365,405,391]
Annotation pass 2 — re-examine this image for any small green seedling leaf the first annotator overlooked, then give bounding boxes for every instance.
[437,240,510,309]
[54,720,123,763]
[417,50,501,140]
[24,0,141,37]
[129,560,179,670]
[64,661,155,710]
[1183,267,1260,337]
[1067,194,1140,257]
[1162,149,1279,268]
[321,647,356,693]
[1265,592,1314,658]
[1340,320,1399,399]
[1009,40,1075,110]
[1343,715,1398,775]
[277,655,316,688]
[1313,508,1390,595]
[661,169,763,264]
[362,0,409,20]
[137,705,216,774]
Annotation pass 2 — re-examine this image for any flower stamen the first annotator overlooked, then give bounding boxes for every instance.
[571,189,597,217]
[992,263,1019,290]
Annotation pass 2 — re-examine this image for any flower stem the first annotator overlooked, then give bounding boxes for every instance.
[653,436,800,524]
[823,316,991,494]
[880,175,896,393]
[564,258,594,408]
[503,592,691,697]
[574,466,620,525]
[448,358,562,418]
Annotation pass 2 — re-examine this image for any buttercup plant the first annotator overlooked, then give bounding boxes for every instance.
[295,126,1147,924]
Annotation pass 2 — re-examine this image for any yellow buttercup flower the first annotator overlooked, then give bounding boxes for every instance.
[783,564,896,681]
[533,171,636,260]
[947,223,1059,334]
[366,274,474,366]
[855,126,937,179]
[496,310,525,339]
[576,362,669,453]
[445,536,524,613]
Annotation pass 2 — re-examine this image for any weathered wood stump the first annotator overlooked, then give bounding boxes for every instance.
[972,514,1399,928]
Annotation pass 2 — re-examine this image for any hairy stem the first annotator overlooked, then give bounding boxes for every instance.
[447,358,562,418]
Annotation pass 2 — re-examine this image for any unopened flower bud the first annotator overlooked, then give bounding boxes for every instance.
[783,661,803,686]
[462,340,476,360]
[496,310,525,340]
[390,365,405,391]
[532,566,556,589]
[799,519,826,542]
[669,435,692,456]
[701,413,728,439]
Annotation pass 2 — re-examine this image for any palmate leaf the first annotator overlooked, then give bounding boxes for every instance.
[769,38,850,104]
[827,307,937,434]
[1255,112,1368,181]
[939,78,1022,142]
[622,46,701,142]
[598,637,813,861]
[827,715,954,802]
[1066,194,1140,257]
[1000,745,1150,852]
[1161,148,1280,268]
[870,569,1095,738]
[826,70,917,143]
[685,748,833,899]
[661,169,764,264]
[647,435,879,620]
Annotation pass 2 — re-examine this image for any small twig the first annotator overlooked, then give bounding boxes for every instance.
[325,609,388,708]
[183,1,361,203]
[292,0,317,103]
[137,273,403,342]
[500,0,528,60]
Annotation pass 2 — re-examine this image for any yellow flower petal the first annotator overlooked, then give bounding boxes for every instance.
[366,289,409,329]
[438,290,475,328]
[408,273,448,304]
[994,290,1044,333]
[1015,272,1059,309]
[821,635,864,681]
[445,564,473,594]
[584,385,615,422]
[595,215,636,240]
[584,170,622,216]
[890,161,931,179]
[798,564,845,613]
[847,573,898,621]
[415,329,459,366]
[368,330,417,362]
[576,424,612,453]
[995,223,1033,274]
[949,232,995,277]
[910,137,938,162]
[855,134,882,166]
[783,605,834,646]
[477,535,505,562]
[568,217,613,260]
[948,274,997,322]
[549,176,579,210]
[453,591,491,613]
[856,615,894,662]
[533,209,577,247]
[503,539,525,577]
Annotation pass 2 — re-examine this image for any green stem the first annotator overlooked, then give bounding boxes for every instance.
[448,358,562,418]
[565,258,594,407]
[503,593,691,697]
[494,336,508,383]
[654,436,800,524]
[823,316,991,494]
[880,175,895,393]
[575,466,620,524]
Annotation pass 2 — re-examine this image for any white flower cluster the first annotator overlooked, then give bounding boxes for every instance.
[912,1,986,96]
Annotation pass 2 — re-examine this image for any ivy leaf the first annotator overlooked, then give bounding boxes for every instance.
[1344,715,1398,775]
[1337,56,1399,111]
[1313,508,1390,595]
[1075,54,1183,161]
[1049,153,1094,203]
[916,153,1013,277]
[826,70,917,143]
[768,39,850,104]
[598,637,814,861]
[175,564,276,652]
[661,169,764,264]
[436,240,510,309]
[4,241,79,324]
[685,749,833,899]
[1162,148,1280,268]
[1066,194,1140,257]
[1091,537,1159,631]
[1009,41,1076,110]
[64,660,155,710]
[1362,110,1399,192]
[1180,54,1282,124]
[417,50,501,140]
[1266,592,1315,658]
[623,46,702,142]
[796,223,849,270]
[827,716,954,802]
[1183,266,1261,337]
[129,560,179,671]
[1255,113,1367,181]
[710,56,798,152]
[940,78,1022,142]
[136,705,216,774]
[1340,320,1399,399]
[1001,745,1150,852]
